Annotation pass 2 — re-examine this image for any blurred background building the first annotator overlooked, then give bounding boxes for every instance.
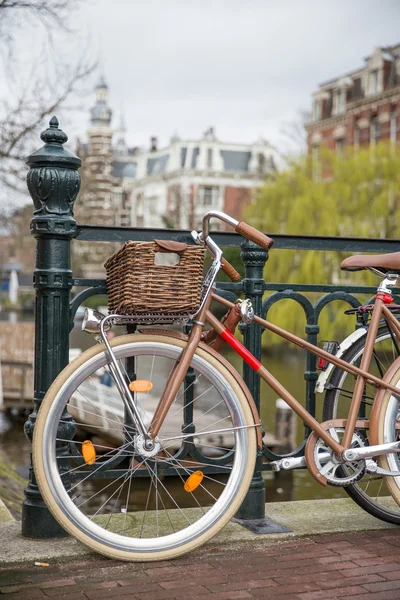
[306,44,400,154]
[75,77,278,276]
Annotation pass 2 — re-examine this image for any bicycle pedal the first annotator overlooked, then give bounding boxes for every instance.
[271,456,307,471]
[365,459,400,477]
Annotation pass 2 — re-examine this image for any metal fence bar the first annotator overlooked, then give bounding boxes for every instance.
[76,224,400,253]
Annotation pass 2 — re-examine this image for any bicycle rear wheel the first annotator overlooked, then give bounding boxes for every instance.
[33,334,257,561]
[376,359,400,506]
[323,325,400,524]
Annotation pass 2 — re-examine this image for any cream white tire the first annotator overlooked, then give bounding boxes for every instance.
[377,364,400,507]
[33,334,257,561]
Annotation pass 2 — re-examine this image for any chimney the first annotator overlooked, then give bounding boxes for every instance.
[150,136,158,152]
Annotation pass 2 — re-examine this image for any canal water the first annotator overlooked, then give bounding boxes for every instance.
[0,311,347,512]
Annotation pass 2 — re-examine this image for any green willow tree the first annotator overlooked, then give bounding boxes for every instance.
[245,143,400,345]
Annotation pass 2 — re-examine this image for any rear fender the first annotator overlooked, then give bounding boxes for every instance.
[315,327,367,393]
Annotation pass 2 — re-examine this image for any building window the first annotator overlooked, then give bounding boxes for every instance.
[148,196,158,216]
[334,89,346,115]
[354,125,360,148]
[369,69,380,95]
[112,191,122,207]
[207,148,213,169]
[390,114,397,144]
[336,138,345,153]
[198,186,219,207]
[136,193,144,226]
[352,78,363,100]
[371,117,380,144]
[313,100,321,121]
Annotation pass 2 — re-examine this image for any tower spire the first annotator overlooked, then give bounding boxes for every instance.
[90,74,112,127]
[115,106,127,155]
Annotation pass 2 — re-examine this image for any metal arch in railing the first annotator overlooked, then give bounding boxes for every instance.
[260,290,316,463]
[259,288,371,465]
[69,280,108,330]
[262,289,316,323]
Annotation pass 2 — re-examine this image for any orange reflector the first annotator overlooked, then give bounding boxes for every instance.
[129,380,153,393]
[184,470,204,492]
[82,440,96,465]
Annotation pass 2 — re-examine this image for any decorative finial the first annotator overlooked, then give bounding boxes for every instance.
[40,116,68,145]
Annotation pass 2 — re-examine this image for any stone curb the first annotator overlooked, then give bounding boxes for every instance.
[0,498,396,567]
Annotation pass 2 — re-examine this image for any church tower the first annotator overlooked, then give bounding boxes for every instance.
[85,76,114,225]
[74,77,116,277]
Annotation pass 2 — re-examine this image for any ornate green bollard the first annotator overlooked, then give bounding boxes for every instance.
[22,117,81,537]
[234,240,268,523]
[234,240,289,533]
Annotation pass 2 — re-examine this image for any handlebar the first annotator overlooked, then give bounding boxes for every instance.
[200,211,274,251]
[235,221,274,251]
[192,211,274,283]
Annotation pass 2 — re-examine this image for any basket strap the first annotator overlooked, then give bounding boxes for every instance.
[155,240,187,253]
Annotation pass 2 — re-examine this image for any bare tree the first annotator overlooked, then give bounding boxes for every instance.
[0,0,95,197]
[280,109,311,157]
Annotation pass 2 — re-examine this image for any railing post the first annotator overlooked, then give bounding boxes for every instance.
[235,239,267,521]
[22,117,81,537]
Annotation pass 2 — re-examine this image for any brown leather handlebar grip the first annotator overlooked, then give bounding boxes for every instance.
[235,222,274,250]
[220,257,241,282]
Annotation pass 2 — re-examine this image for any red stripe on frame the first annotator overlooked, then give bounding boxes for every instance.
[220,328,261,371]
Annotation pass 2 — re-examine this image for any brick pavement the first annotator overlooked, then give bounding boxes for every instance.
[1,529,400,600]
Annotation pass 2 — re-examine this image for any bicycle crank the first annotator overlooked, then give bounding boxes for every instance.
[305,419,369,487]
[313,429,365,486]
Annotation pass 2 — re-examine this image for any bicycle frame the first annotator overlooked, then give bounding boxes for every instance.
[148,289,400,461]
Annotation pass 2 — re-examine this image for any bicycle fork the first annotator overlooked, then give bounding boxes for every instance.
[98,315,153,448]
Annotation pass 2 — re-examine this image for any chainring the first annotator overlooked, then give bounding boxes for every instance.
[314,428,365,487]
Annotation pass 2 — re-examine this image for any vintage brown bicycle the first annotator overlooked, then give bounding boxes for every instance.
[32,210,400,561]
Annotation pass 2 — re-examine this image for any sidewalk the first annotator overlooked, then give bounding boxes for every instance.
[1,529,400,599]
[1,498,400,599]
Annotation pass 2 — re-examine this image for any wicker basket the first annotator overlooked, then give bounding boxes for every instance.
[104,239,205,318]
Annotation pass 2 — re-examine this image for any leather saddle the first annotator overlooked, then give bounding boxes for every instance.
[341,252,400,274]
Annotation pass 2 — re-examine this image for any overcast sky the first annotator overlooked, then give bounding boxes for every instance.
[4,0,400,177]
[59,0,399,153]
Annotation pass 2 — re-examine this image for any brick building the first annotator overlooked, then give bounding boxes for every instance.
[75,78,277,277]
[306,44,400,153]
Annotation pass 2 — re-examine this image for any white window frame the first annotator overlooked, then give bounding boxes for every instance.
[336,138,345,154]
[197,186,220,208]
[313,100,322,121]
[370,117,380,145]
[333,89,346,115]
[369,69,380,95]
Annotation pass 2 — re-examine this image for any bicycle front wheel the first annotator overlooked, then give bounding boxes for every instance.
[33,334,257,561]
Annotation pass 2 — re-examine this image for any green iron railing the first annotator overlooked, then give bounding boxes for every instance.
[22,117,400,537]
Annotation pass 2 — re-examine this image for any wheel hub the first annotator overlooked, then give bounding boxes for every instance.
[135,434,161,458]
